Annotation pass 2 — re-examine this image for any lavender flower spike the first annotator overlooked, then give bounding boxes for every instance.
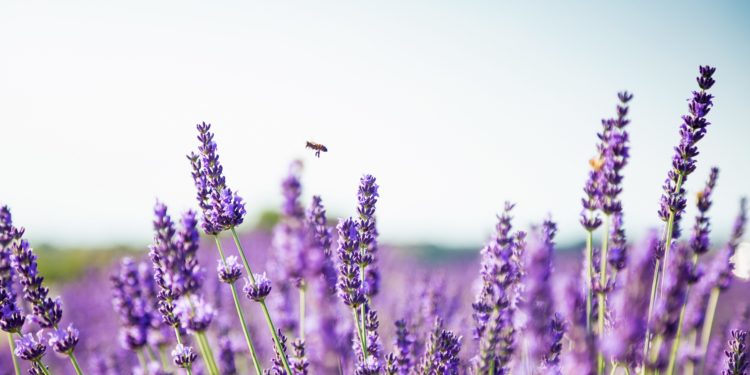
[357,175,380,298]
[723,330,748,375]
[658,66,716,242]
[48,324,80,355]
[14,331,47,361]
[189,122,246,234]
[172,344,198,369]
[473,202,523,374]
[690,167,719,257]
[522,218,560,367]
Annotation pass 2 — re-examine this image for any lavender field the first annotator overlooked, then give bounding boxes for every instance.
[1,64,749,374]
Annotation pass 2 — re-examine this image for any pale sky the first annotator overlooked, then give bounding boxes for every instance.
[1,1,749,248]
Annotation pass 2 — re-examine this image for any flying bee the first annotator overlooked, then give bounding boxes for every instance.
[305,141,328,158]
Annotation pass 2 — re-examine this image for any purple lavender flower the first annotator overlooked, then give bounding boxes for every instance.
[605,230,658,367]
[648,243,692,371]
[48,324,80,355]
[217,256,243,284]
[219,335,237,375]
[723,330,748,375]
[292,339,310,375]
[189,122,246,235]
[0,296,25,333]
[707,197,747,292]
[473,202,524,374]
[658,66,717,240]
[559,279,596,375]
[172,343,197,368]
[174,209,204,295]
[306,196,337,295]
[271,161,308,287]
[174,294,215,332]
[11,237,62,329]
[385,319,414,375]
[0,206,17,308]
[149,202,182,328]
[243,273,272,302]
[268,329,289,375]
[522,218,560,367]
[336,218,365,308]
[111,258,155,350]
[416,318,462,375]
[691,167,719,256]
[357,175,380,298]
[14,331,47,361]
[545,313,565,370]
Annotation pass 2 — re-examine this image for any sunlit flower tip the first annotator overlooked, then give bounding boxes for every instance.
[0,302,26,333]
[14,331,47,361]
[48,324,79,354]
[243,273,272,302]
[172,344,197,368]
[217,256,242,283]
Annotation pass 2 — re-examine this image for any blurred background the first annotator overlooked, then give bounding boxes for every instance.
[1,0,749,275]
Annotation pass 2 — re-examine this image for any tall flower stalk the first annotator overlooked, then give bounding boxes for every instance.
[189,122,291,374]
[695,197,747,374]
[663,167,719,375]
[644,65,717,360]
[10,226,83,375]
[0,206,22,375]
[580,91,632,343]
[472,202,524,374]
[148,202,212,375]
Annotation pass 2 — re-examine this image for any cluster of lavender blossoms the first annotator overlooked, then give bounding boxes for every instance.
[5,64,750,375]
[0,206,84,375]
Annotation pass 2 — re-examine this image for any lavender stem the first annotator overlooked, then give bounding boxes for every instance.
[213,236,262,374]
[586,230,594,333]
[697,287,720,374]
[67,351,84,375]
[598,215,611,374]
[299,285,306,341]
[6,332,21,375]
[228,227,293,374]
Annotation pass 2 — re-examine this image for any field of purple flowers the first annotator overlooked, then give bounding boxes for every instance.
[1,65,748,374]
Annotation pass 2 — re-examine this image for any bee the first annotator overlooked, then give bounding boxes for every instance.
[305,141,328,158]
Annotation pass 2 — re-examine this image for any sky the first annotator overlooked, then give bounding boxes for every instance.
[1,1,749,248]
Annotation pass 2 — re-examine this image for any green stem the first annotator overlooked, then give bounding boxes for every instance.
[660,173,685,290]
[196,331,220,375]
[359,263,368,359]
[352,308,368,359]
[158,345,170,371]
[611,363,620,375]
[7,332,21,375]
[598,215,611,375]
[33,359,52,375]
[230,282,263,374]
[137,349,149,372]
[586,230,594,334]
[214,235,263,374]
[299,284,306,341]
[697,287,720,375]
[68,352,84,375]
[665,302,687,375]
[259,301,294,374]
[683,330,697,375]
[173,327,194,375]
[643,257,663,366]
[228,228,293,374]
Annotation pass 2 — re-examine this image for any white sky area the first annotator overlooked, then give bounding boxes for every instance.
[1,1,749,248]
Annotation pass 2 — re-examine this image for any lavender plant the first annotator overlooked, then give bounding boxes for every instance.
[3,64,749,375]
